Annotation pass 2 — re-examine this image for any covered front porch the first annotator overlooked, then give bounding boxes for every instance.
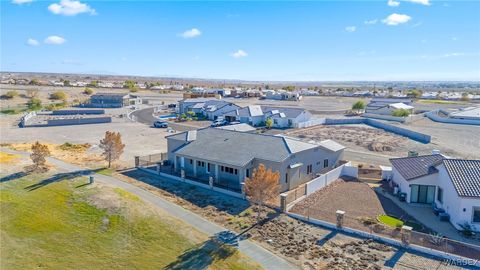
[174,155,248,192]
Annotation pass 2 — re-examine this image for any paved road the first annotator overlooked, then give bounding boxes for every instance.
[131,107,197,132]
[2,148,297,270]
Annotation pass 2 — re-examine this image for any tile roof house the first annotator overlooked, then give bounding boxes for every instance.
[223,105,312,128]
[166,128,345,193]
[390,154,480,231]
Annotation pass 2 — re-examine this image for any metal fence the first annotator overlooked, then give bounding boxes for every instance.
[291,206,480,261]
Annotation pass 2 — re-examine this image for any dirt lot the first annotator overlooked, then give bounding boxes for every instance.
[286,122,480,160]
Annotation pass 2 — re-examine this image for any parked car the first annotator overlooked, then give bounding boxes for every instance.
[153,120,168,128]
[211,119,227,127]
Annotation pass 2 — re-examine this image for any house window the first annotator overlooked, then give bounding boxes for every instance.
[307,164,313,174]
[207,163,210,173]
[437,187,443,203]
[473,207,480,223]
[246,169,250,178]
[316,161,321,166]
[234,169,238,175]
[197,161,205,167]
[323,159,329,168]
[221,166,224,172]
[190,159,193,165]
[285,173,288,183]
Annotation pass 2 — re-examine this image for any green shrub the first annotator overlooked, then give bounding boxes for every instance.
[84,88,94,95]
[50,91,67,100]
[392,109,411,117]
[27,98,42,111]
[352,100,366,111]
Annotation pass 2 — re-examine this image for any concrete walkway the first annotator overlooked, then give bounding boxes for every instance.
[1,148,297,270]
[376,188,480,246]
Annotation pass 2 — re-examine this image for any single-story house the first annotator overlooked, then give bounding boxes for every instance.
[390,154,480,231]
[448,107,480,120]
[166,128,345,193]
[366,98,414,115]
[88,93,140,108]
[177,98,241,120]
[265,90,302,101]
[223,105,312,128]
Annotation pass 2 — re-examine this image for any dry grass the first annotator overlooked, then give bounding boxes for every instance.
[0,152,19,164]
[7,142,105,167]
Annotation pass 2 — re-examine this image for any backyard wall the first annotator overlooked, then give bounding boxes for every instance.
[305,162,357,196]
[294,118,326,128]
[47,117,112,126]
[324,118,431,144]
[426,110,480,126]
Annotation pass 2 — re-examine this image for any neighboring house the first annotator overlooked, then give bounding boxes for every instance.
[390,155,480,231]
[366,98,414,114]
[224,105,312,128]
[448,107,480,120]
[166,128,345,193]
[177,98,240,120]
[88,93,140,108]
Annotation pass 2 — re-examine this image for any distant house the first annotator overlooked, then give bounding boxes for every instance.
[265,90,302,101]
[166,128,345,192]
[224,105,312,128]
[88,93,140,108]
[390,155,480,231]
[366,98,414,115]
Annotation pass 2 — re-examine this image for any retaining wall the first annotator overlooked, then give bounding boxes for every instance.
[44,117,112,126]
[295,118,326,128]
[51,109,105,115]
[426,110,480,126]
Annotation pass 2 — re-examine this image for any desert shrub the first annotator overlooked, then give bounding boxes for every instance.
[50,91,67,100]
[3,90,19,99]
[392,109,410,117]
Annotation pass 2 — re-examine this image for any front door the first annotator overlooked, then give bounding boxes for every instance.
[410,185,435,204]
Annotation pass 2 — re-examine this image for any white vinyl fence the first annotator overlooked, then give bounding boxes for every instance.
[305,162,358,195]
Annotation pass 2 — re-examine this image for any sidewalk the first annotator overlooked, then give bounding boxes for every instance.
[375,188,480,246]
[1,148,297,270]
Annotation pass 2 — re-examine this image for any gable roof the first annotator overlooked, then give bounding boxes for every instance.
[390,103,414,110]
[390,154,444,180]
[172,128,291,166]
[225,105,306,118]
[442,159,480,198]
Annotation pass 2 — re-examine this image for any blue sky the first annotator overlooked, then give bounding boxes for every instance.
[1,0,479,81]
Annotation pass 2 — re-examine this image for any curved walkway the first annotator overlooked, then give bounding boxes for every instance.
[1,148,297,270]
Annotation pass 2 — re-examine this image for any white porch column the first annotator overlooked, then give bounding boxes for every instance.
[193,159,197,177]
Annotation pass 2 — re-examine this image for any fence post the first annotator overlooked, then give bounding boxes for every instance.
[209,176,214,189]
[401,225,412,246]
[336,210,345,229]
[241,182,246,199]
[134,156,140,167]
[280,194,287,212]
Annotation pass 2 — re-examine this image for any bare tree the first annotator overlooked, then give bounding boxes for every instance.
[244,164,280,220]
[99,131,125,168]
[30,141,50,171]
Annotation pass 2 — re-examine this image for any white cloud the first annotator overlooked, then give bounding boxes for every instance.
[364,19,378,25]
[404,0,430,6]
[388,0,400,7]
[44,35,66,45]
[26,38,39,46]
[231,50,248,58]
[382,13,411,26]
[451,37,458,41]
[444,52,464,57]
[345,26,357,32]
[48,0,96,16]
[12,0,33,4]
[180,28,201,39]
